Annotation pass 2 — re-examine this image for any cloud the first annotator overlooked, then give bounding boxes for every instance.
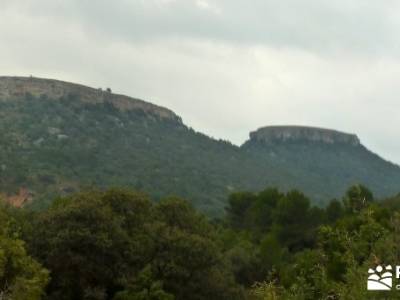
[1,0,400,163]
[195,0,221,14]
[5,0,400,55]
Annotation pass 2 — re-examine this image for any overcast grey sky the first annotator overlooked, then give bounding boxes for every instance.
[1,0,400,163]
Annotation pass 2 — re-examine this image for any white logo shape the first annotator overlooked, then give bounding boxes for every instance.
[368,265,393,291]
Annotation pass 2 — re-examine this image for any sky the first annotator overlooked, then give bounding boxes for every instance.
[1,0,400,163]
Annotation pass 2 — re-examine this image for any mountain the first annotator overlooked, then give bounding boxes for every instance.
[1,76,400,215]
[0,76,252,215]
[242,126,400,202]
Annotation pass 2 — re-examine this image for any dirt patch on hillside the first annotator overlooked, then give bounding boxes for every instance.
[1,188,33,207]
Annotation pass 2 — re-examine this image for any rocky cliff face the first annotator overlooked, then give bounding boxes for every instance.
[249,126,360,146]
[0,76,181,122]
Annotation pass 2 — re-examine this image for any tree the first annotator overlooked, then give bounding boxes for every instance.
[150,198,244,300]
[26,191,243,300]
[226,192,255,230]
[250,188,282,232]
[272,190,316,250]
[27,189,153,300]
[113,266,174,300]
[0,206,49,299]
[325,200,343,223]
[343,184,373,213]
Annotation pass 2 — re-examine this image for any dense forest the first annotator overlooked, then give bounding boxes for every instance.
[1,184,400,299]
[2,77,400,216]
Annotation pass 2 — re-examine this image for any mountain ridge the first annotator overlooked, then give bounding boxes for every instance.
[0,76,372,149]
[1,76,400,215]
[0,76,181,122]
[250,125,361,146]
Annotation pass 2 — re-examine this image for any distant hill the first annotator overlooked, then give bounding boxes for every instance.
[1,76,400,215]
[242,126,400,203]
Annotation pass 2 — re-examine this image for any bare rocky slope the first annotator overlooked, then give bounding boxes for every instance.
[0,76,180,121]
[250,126,360,146]
[1,76,400,215]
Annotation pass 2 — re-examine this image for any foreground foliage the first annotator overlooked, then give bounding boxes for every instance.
[0,205,48,299]
[23,189,243,300]
[1,185,400,299]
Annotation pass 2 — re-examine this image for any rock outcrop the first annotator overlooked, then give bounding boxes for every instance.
[249,126,360,145]
[1,188,33,208]
[0,76,181,122]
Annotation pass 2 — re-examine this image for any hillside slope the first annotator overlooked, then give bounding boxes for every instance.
[0,77,257,214]
[242,126,400,202]
[1,76,400,215]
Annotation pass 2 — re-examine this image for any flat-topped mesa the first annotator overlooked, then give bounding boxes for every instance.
[0,76,181,122]
[250,126,360,146]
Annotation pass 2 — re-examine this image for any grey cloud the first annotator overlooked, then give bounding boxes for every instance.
[7,0,400,55]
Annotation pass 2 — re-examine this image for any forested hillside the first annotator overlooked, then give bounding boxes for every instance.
[0,81,260,215]
[1,76,400,215]
[243,129,400,202]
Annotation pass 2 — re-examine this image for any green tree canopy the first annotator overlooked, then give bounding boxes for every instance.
[0,205,49,299]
